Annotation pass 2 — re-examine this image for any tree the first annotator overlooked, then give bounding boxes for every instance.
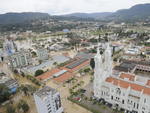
[90,58,95,69]
[0,84,11,104]
[38,60,42,64]
[35,70,44,76]
[6,105,16,113]
[53,62,57,66]
[31,51,37,57]
[83,68,91,73]
[17,100,29,113]
[20,85,29,96]
[13,69,18,74]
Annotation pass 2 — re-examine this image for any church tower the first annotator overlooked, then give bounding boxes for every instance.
[93,42,112,98]
[103,42,112,77]
[93,45,103,97]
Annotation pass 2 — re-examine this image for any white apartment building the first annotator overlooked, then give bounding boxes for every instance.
[37,48,49,61]
[8,50,32,69]
[34,86,63,113]
[94,43,150,113]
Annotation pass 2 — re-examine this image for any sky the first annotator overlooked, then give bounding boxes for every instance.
[0,0,150,15]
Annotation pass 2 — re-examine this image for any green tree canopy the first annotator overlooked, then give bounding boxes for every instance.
[90,58,95,69]
[0,84,11,104]
[17,100,29,113]
[6,105,16,113]
[35,70,44,76]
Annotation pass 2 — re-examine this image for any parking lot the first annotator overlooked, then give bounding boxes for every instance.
[69,83,124,113]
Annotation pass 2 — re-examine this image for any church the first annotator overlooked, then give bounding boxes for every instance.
[93,42,150,113]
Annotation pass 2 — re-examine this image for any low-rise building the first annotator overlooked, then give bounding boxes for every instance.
[4,79,18,93]
[0,73,18,93]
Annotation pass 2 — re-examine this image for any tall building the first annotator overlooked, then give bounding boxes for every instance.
[37,48,49,61]
[3,38,17,56]
[93,43,150,113]
[8,50,32,69]
[34,86,63,113]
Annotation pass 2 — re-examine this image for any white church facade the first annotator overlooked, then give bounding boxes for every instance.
[93,43,150,113]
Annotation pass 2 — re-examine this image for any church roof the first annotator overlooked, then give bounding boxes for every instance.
[146,80,150,86]
[119,73,135,81]
[105,73,150,96]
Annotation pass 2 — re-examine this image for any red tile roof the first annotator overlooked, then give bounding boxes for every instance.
[36,58,89,83]
[119,73,135,81]
[36,68,61,80]
[106,75,150,96]
[146,80,150,86]
[36,68,74,83]
[53,72,73,83]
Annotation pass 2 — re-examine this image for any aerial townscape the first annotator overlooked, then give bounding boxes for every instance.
[1,1,150,113]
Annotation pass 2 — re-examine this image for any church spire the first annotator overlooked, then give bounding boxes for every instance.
[96,43,100,55]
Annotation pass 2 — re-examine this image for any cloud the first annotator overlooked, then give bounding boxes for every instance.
[0,0,150,14]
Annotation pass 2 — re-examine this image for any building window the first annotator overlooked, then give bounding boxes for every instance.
[134,103,135,108]
[144,98,146,103]
[137,104,139,109]
[142,107,145,110]
[48,110,51,113]
[111,96,113,100]
[55,95,61,110]
[116,88,121,95]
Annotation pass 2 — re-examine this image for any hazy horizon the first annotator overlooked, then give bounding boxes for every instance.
[0,0,150,15]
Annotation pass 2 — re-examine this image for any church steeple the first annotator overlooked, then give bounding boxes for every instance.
[103,42,112,77]
[94,43,102,75]
[93,42,113,98]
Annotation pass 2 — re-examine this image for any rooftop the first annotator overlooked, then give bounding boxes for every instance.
[61,58,90,72]
[36,68,60,80]
[3,79,17,87]
[75,52,94,59]
[106,73,150,96]
[119,73,135,81]
[146,80,150,86]
[122,59,150,67]
[114,62,136,72]
[36,68,73,83]
[35,86,57,99]
[66,58,88,69]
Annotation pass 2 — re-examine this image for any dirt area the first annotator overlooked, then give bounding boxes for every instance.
[49,49,77,58]
[46,74,92,113]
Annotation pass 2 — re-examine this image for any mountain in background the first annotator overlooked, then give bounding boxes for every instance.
[0,3,150,25]
[109,3,150,22]
[62,3,150,22]
[62,12,112,19]
[0,12,50,25]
